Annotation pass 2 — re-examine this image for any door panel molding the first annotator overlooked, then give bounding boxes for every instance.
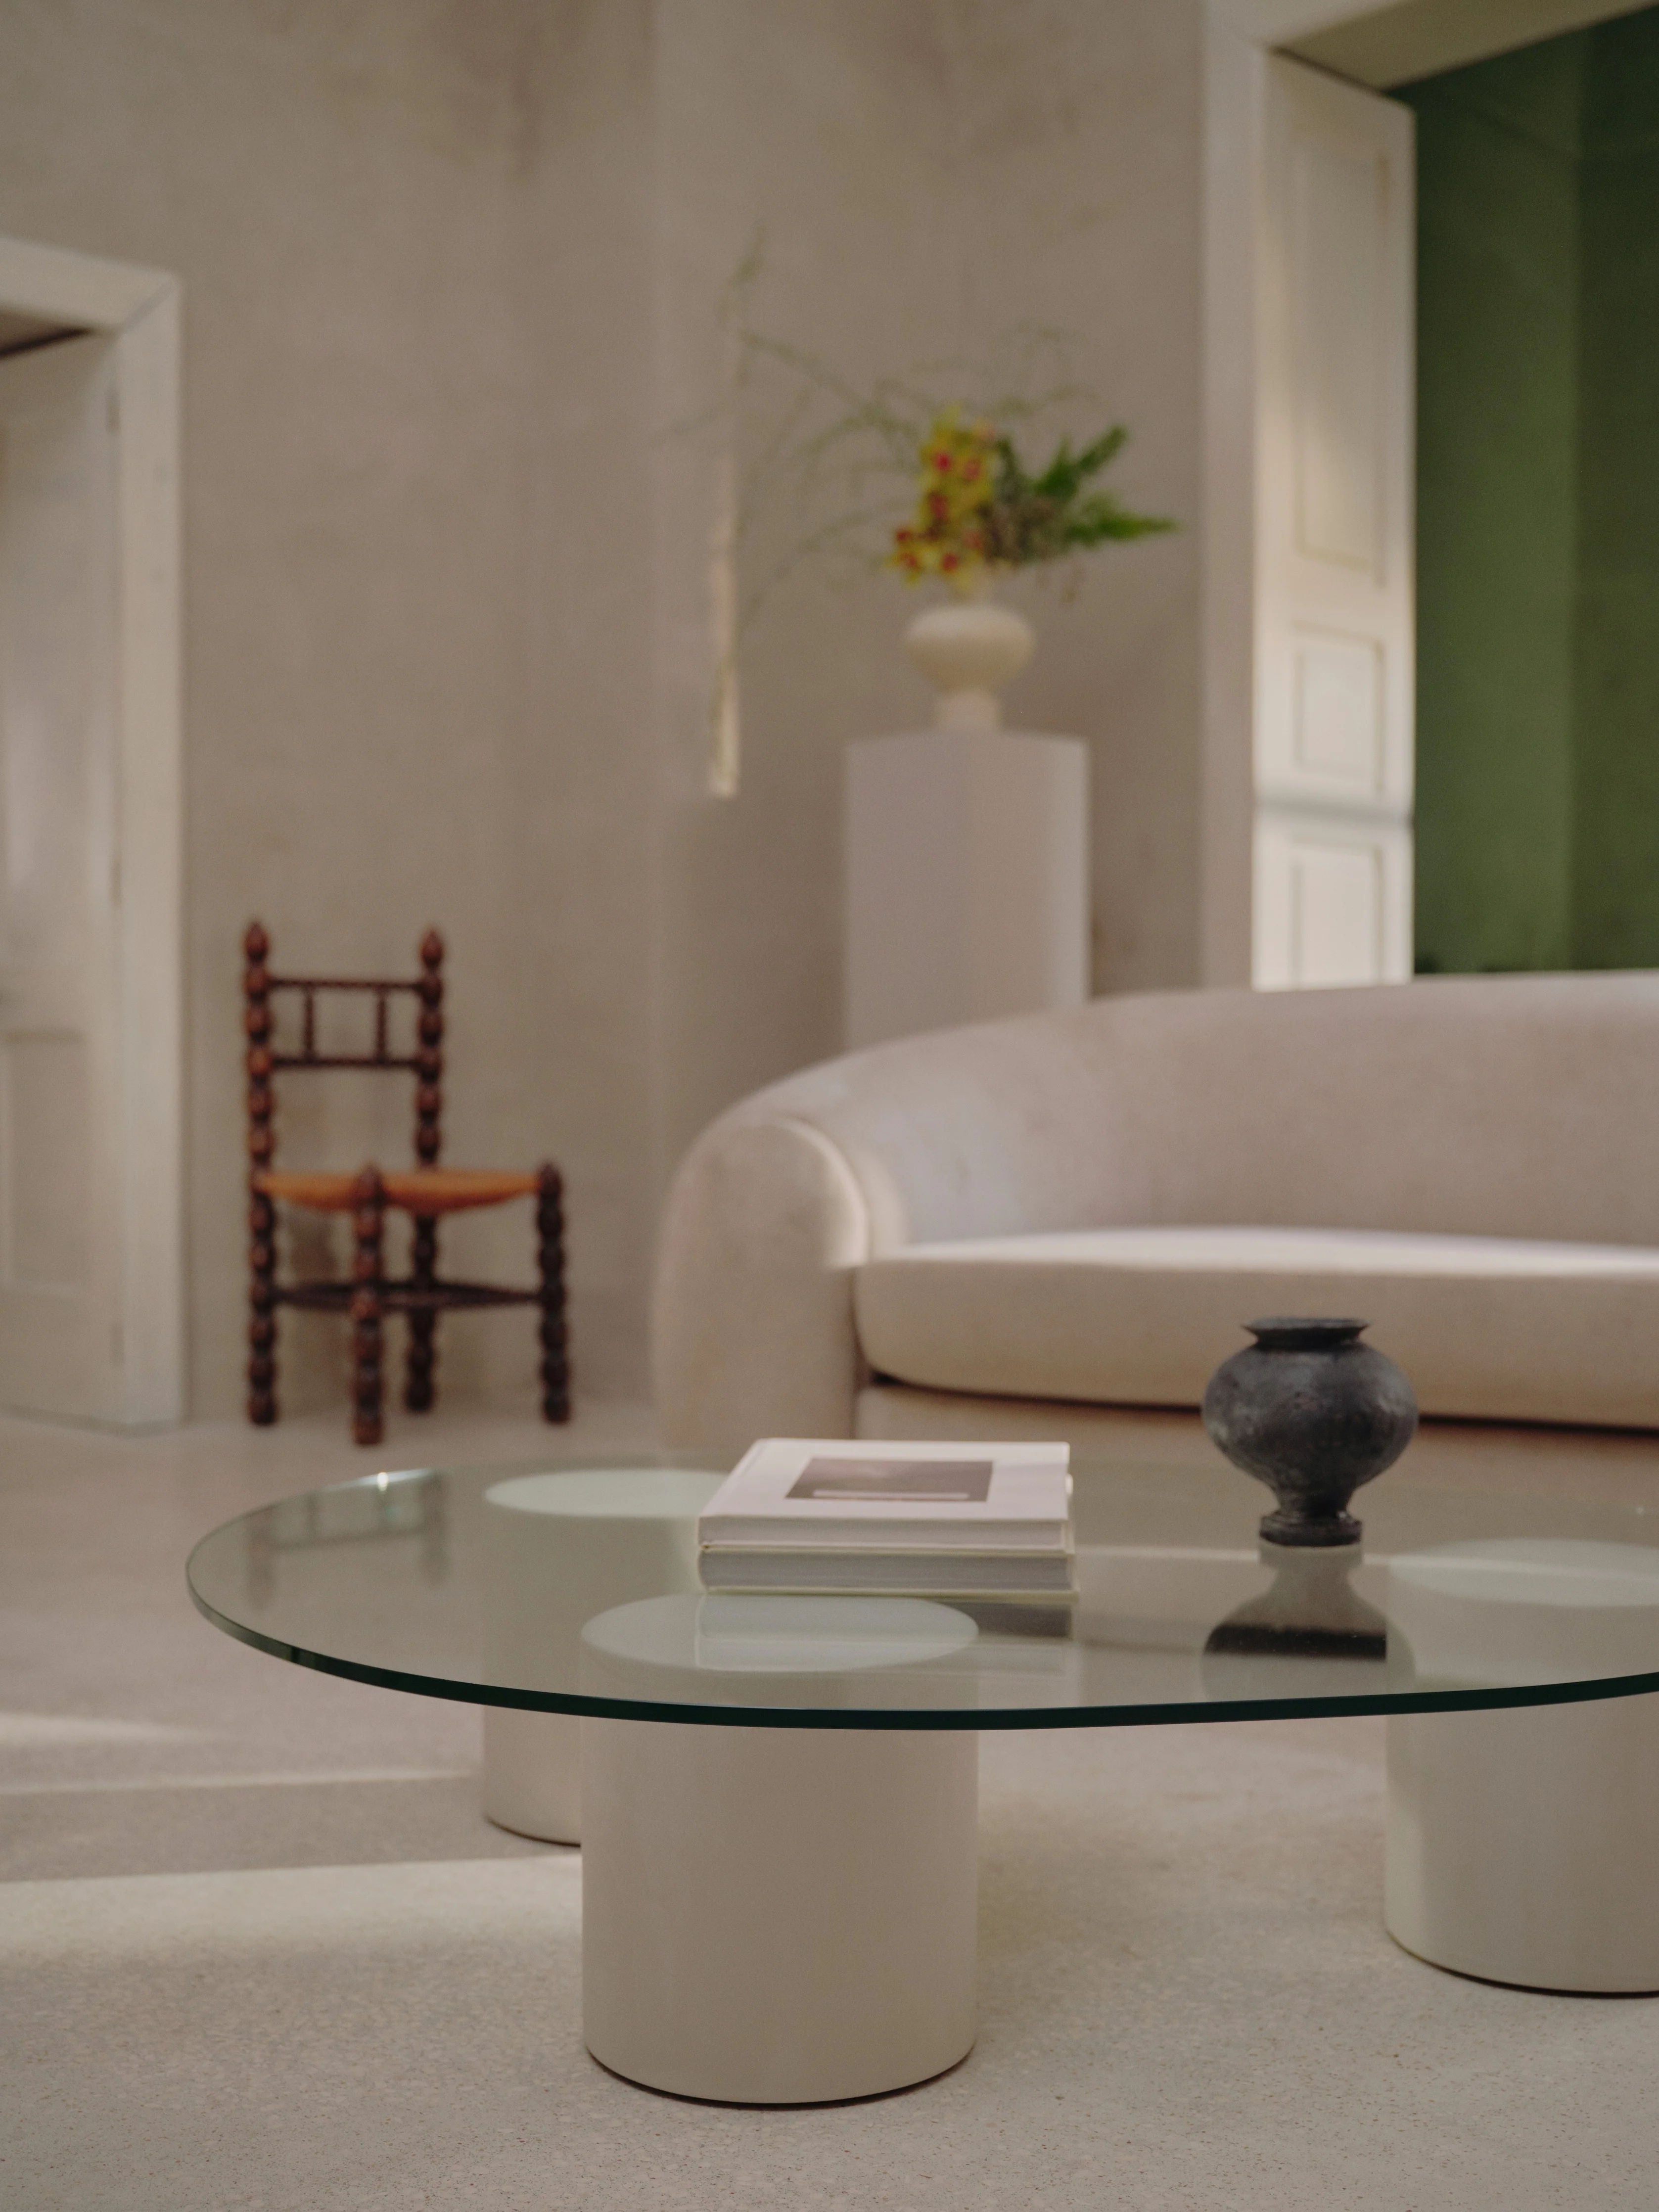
[1253,808,1413,990]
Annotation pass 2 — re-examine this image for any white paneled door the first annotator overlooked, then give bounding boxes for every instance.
[0,333,125,1418]
[1253,55,1415,989]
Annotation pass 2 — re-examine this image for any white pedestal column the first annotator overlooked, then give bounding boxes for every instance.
[582,1717,978,2103]
[481,1469,721,1844]
[845,729,1088,1050]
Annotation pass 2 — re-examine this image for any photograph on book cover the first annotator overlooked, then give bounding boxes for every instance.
[788,1458,995,1503]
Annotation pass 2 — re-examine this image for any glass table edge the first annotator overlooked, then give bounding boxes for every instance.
[184,1560,1659,1733]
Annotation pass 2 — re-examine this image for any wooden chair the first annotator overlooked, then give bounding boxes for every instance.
[243,921,569,1446]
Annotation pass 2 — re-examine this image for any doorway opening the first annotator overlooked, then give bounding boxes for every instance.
[1397,4,1659,976]
[0,237,182,1424]
[1201,0,1657,992]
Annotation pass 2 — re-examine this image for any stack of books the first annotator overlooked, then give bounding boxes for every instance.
[696,1437,1075,1633]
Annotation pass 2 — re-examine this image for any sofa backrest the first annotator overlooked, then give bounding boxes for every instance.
[736,973,1659,1251]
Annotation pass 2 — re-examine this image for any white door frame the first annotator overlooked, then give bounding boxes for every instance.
[0,236,183,1423]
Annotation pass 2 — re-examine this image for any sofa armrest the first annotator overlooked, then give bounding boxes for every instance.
[651,1004,1128,1454]
[652,1114,875,1456]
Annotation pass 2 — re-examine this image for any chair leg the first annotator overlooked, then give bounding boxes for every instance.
[248,1190,278,1425]
[537,1162,570,1423]
[351,1166,386,1447]
[406,1214,439,1413]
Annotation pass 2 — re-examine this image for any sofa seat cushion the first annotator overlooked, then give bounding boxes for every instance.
[853,1226,1659,1429]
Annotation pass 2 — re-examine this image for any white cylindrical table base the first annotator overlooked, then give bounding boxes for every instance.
[482,1708,582,1844]
[1385,1696,1659,1992]
[481,1469,721,1844]
[582,1717,978,2104]
[1383,1538,1659,1992]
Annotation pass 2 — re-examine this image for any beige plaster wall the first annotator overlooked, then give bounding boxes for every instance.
[0,0,1204,1420]
[0,0,641,1416]
[947,0,1204,993]
[648,0,963,1177]
[650,0,1204,1193]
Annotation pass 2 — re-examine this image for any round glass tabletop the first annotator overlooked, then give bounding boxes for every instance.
[186,1433,1659,1729]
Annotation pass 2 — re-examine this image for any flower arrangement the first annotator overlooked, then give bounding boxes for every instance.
[690,250,1181,788]
[891,408,1173,593]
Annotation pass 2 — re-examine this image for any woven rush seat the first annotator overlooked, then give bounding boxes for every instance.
[255,1168,540,1216]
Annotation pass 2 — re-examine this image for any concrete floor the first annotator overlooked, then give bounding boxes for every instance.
[3,1401,1656,2209]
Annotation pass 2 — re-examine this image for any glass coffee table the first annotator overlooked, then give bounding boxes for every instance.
[188,1436,1659,2104]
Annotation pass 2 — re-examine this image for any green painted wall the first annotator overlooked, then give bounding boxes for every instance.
[1402,9,1659,975]
[1573,9,1659,966]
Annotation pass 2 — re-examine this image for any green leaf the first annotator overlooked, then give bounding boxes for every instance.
[981,424,1173,562]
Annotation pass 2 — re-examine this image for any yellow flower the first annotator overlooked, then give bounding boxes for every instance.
[888,408,998,588]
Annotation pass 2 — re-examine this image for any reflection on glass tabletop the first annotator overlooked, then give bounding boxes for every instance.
[186,1428,1659,1729]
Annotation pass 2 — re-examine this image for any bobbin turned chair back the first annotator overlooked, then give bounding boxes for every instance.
[243,922,446,1174]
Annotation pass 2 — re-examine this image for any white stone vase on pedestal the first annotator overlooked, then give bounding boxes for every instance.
[844,579,1088,1051]
[901,579,1036,735]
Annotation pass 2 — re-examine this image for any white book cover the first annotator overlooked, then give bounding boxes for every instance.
[698,1437,1071,1553]
[698,1549,1078,1594]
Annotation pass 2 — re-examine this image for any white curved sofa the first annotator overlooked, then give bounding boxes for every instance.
[653,974,1659,1459]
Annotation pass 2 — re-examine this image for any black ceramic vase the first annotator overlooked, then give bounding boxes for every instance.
[1201,1317,1418,1547]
